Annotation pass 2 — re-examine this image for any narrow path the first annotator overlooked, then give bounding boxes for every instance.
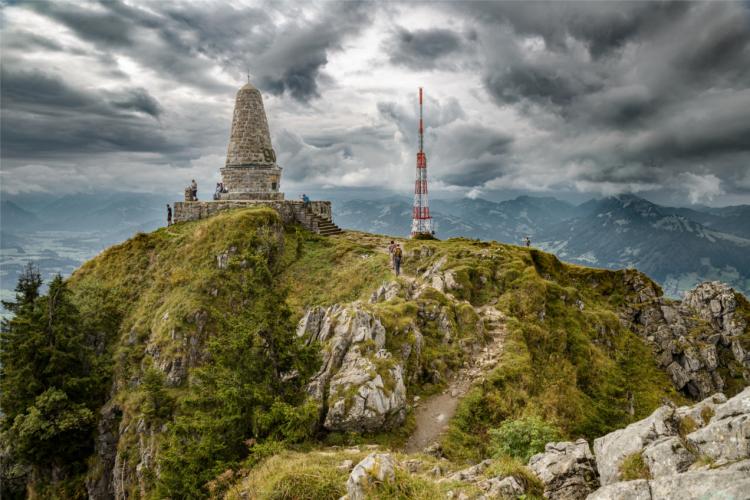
[404,306,506,453]
[371,242,507,453]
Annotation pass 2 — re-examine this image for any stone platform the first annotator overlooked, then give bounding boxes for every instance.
[172,199,341,235]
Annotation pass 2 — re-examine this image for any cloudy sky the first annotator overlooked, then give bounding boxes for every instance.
[2,0,749,206]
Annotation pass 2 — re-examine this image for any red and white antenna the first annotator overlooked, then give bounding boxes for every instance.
[411,87,433,238]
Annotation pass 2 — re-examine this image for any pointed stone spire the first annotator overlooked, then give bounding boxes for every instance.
[225,82,276,167]
[219,81,284,201]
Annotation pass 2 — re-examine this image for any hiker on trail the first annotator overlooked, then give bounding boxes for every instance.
[190,179,198,201]
[166,204,172,226]
[302,193,310,208]
[524,236,531,247]
[388,240,397,269]
[393,244,403,276]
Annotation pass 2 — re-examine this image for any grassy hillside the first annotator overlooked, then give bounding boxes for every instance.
[11,207,741,498]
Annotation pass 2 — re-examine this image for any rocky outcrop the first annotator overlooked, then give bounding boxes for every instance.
[589,465,750,500]
[477,475,525,498]
[586,387,750,499]
[621,278,749,399]
[85,404,121,499]
[370,281,401,303]
[297,304,407,432]
[345,453,396,500]
[686,388,750,464]
[593,405,677,485]
[528,439,599,499]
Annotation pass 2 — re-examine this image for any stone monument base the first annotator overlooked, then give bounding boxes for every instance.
[172,199,341,236]
[217,192,285,201]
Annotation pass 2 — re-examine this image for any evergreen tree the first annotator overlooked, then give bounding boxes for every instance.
[0,274,108,490]
[1,262,42,313]
[156,253,319,498]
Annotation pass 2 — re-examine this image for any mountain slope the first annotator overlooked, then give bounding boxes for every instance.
[538,195,750,297]
[2,208,748,498]
[334,195,750,297]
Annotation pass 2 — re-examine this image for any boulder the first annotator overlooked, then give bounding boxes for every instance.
[674,392,727,430]
[477,475,525,498]
[346,453,396,500]
[587,390,750,500]
[593,406,676,485]
[586,479,651,500]
[324,350,407,432]
[528,439,599,499]
[298,305,407,432]
[443,459,493,483]
[686,387,750,464]
[641,437,694,478]
[370,281,400,303]
[648,467,750,499]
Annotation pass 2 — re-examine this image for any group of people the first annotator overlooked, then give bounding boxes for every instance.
[388,240,403,276]
[213,182,228,200]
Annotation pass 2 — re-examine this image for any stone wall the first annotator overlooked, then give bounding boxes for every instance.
[173,200,332,228]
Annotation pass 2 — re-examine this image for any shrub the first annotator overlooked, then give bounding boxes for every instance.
[678,416,698,437]
[619,452,651,480]
[489,416,563,462]
[700,406,715,425]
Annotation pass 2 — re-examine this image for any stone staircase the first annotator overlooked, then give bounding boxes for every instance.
[293,205,343,236]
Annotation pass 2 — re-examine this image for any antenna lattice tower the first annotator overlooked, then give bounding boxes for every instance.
[411,87,433,238]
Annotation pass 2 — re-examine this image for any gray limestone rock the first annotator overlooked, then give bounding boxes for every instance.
[324,350,407,432]
[528,439,599,500]
[370,281,400,303]
[346,453,396,500]
[674,393,726,430]
[686,387,750,463]
[444,459,493,483]
[586,480,651,500]
[683,282,744,337]
[477,475,526,498]
[593,406,676,485]
[648,467,750,499]
[641,436,694,478]
[621,280,749,400]
[298,304,407,433]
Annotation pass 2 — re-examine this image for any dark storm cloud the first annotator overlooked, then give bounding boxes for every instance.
[462,1,750,197]
[441,157,510,187]
[110,88,163,118]
[276,124,395,183]
[251,2,373,102]
[460,1,689,59]
[377,96,465,147]
[0,68,174,158]
[28,0,367,101]
[386,27,467,70]
[431,124,514,186]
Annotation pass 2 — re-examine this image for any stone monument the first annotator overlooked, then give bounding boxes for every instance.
[219,82,284,201]
[172,81,341,236]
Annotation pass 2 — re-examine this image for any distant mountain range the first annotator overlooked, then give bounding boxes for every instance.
[333,194,750,298]
[1,191,748,299]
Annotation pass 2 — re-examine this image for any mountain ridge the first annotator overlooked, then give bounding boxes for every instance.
[2,207,748,498]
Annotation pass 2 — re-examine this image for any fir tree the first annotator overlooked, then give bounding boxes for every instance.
[156,250,319,498]
[1,262,42,313]
[0,273,108,492]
